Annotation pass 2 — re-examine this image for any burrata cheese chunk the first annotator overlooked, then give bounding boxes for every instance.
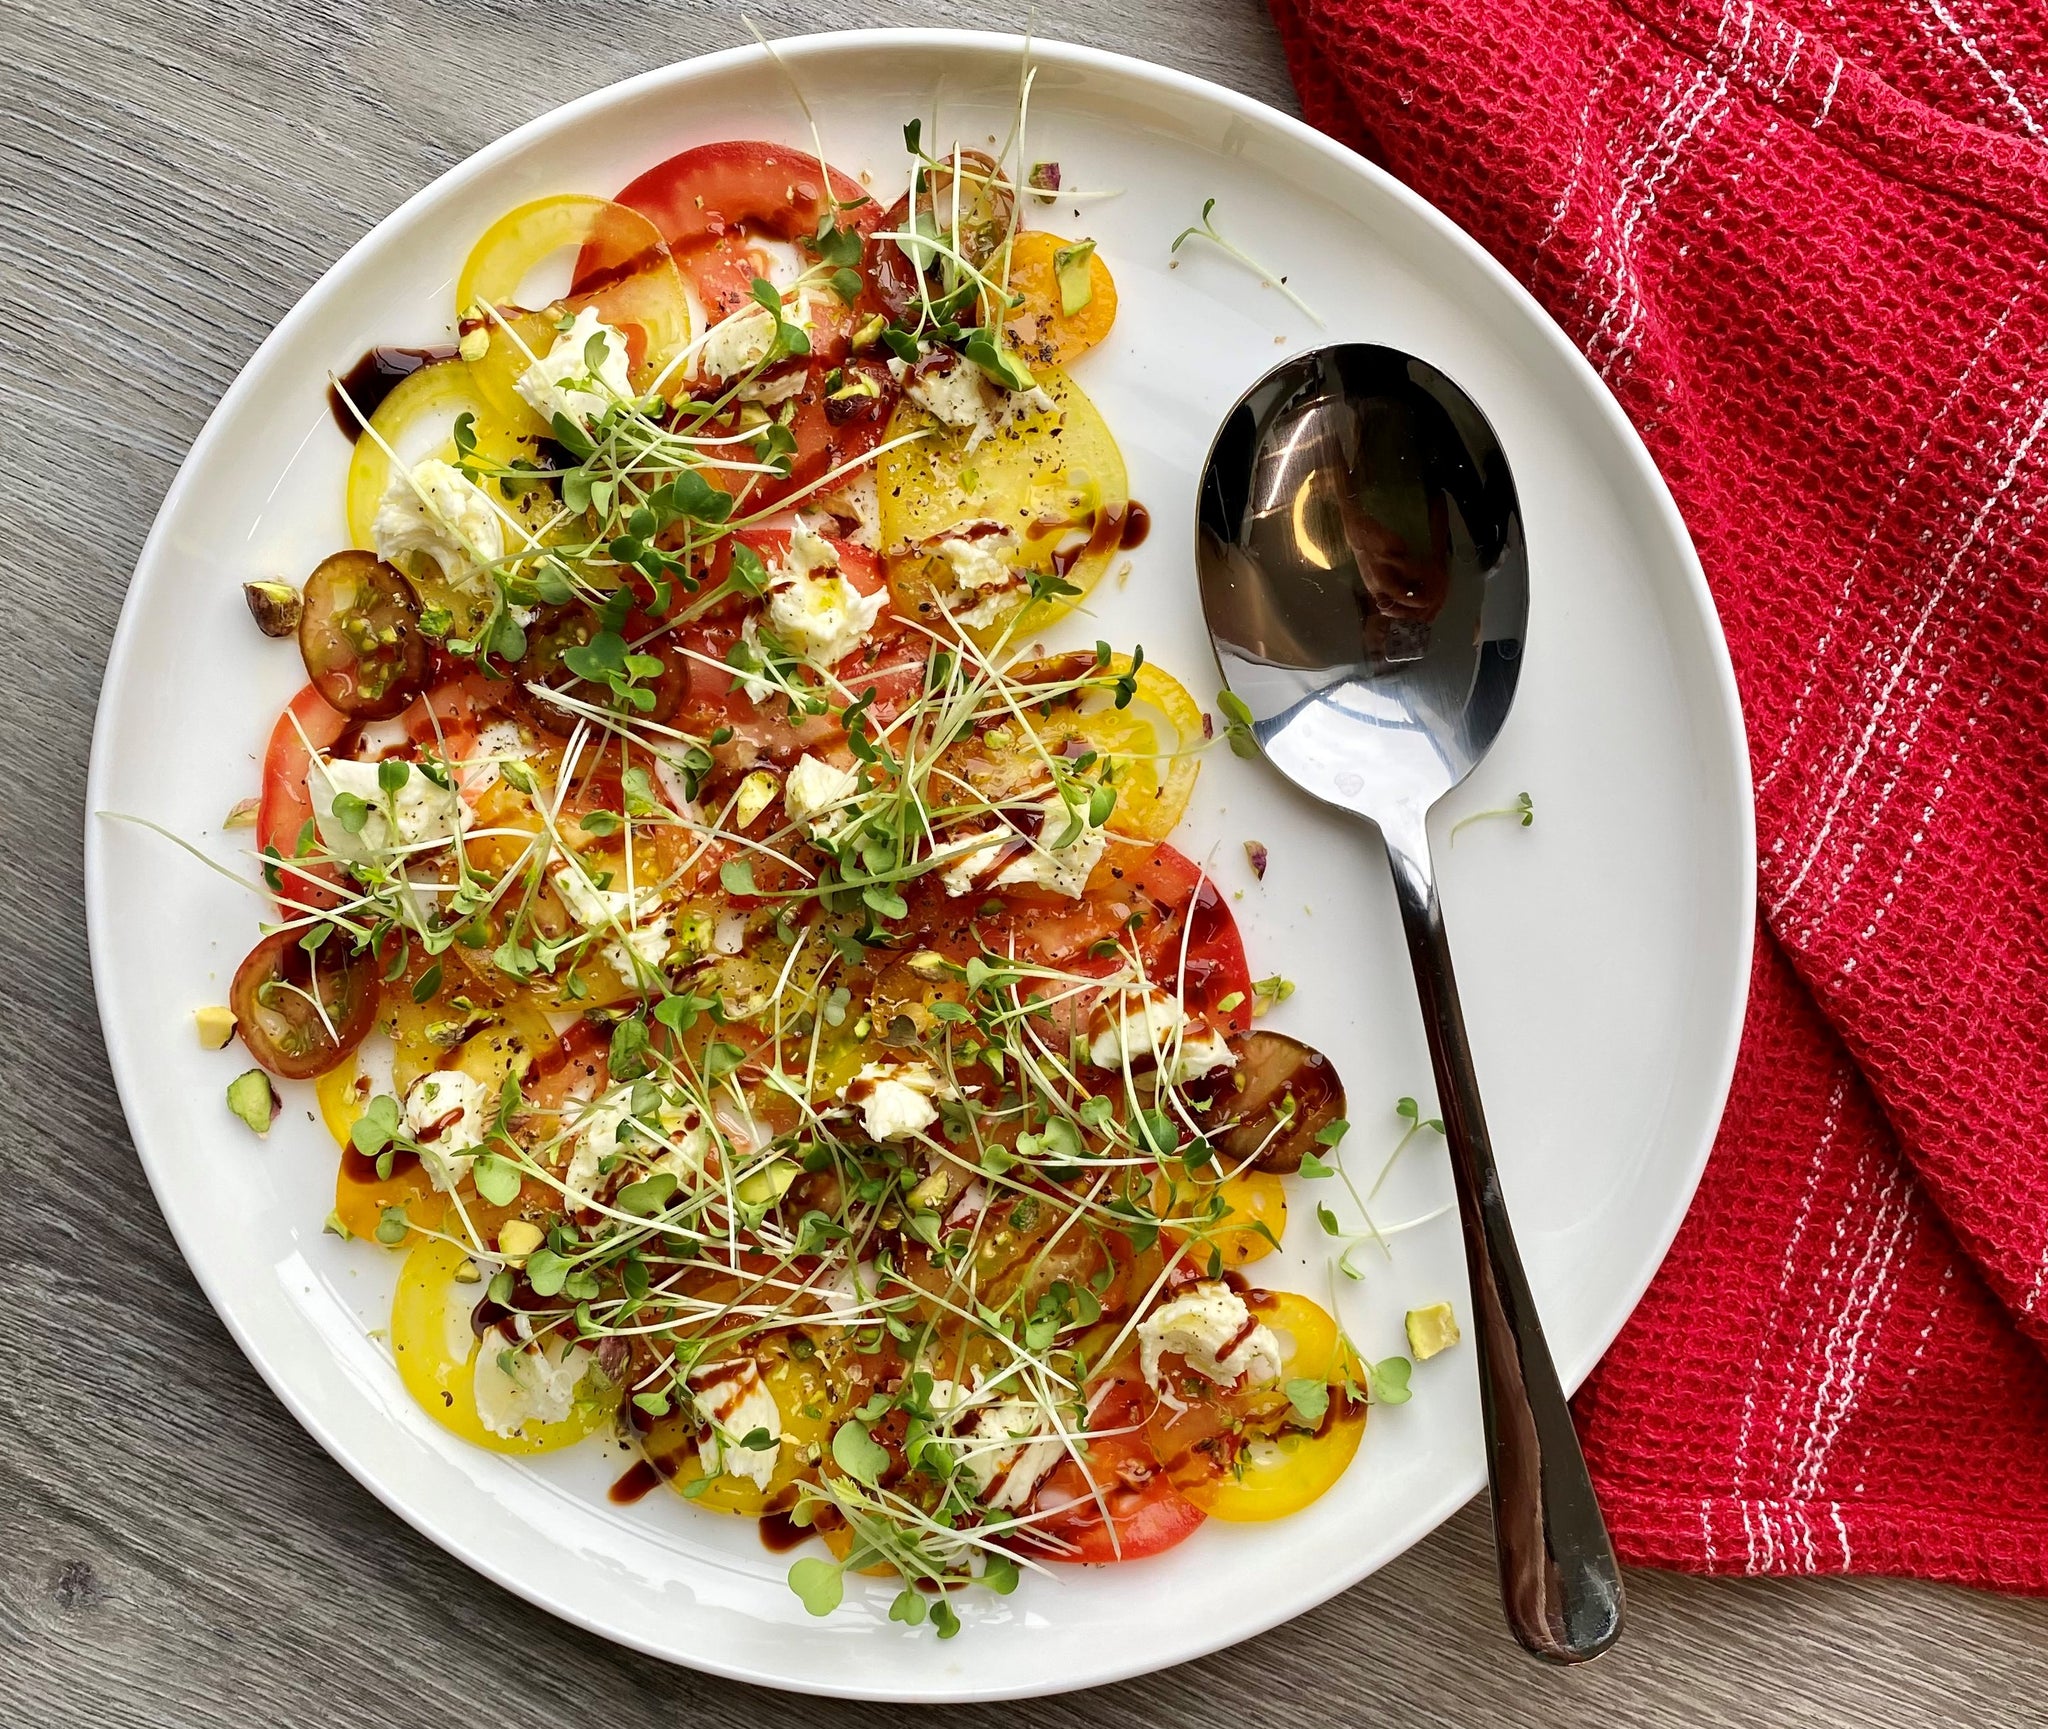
[691,1358,783,1489]
[473,1327,593,1439]
[1136,1281,1284,1393]
[782,753,860,843]
[1086,987,1235,1084]
[848,1061,943,1140]
[309,757,465,868]
[372,457,504,585]
[402,1069,490,1192]
[516,305,634,427]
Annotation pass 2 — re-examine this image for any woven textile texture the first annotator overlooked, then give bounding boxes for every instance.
[1266,0,2048,1587]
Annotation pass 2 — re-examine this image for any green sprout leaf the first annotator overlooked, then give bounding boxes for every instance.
[1368,1356,1414,1406]
[788,1556,845,1617]
[1284,1377,1330,1427]
[471,1153,522,1207]
[831,1419,892,1487]
[524,1247,570,1297]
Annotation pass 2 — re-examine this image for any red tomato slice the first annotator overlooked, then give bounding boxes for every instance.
[977,842,1254,1037]
[594,140,878,319]
[1025,1379,1204,1564]
[1133,848,1255,1039]
[258,684,349,913]
[402,672,502,761]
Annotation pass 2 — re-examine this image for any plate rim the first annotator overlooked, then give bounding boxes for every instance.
[85,25,1756,1699]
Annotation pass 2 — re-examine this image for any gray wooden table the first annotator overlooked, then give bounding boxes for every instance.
[7,2,2046,1722]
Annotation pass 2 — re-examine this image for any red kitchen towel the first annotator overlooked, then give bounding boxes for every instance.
[1266,0,2048,1588]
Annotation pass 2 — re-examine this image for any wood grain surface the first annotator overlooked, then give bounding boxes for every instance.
[6,2,2046,1722]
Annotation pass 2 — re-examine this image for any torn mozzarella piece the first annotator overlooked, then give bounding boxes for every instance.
[933,531,1024,628]
[372,457,504,586]
[924,1379,1067,1510]
[906,353,1058,452]
[847,1061,942,1140]
[782,753,860,843]
[515,305,633,427]
[939,798,1106,900]
[473,1326,593,1439]
[562,1084,638,1207]
[310,757,466,867]
[1137,1282,1284,1394]
[803,471,881,550]
[691,1358,783,1490]
[401,1069,490,1192]
[698,291,812,384]
[551,861,670,983]
[1087,987,1236,1085]
[460,717,534,799]
[761,525,884,668]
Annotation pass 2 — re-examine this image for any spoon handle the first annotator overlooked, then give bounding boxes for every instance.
[1379,810,1625,1663]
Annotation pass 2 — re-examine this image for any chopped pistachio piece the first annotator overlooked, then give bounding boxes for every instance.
[735,1160,798,1207]
[497,1219,544,1263]
[1250,974,1294,1017]
[1405,1301,1461,1361]
[1053,240,1097,317]
[323,1210,353,1240]
[222,797,261,830]
[193,1004,237,1049]
[905,1168,951,1210]
[227,1068,279,1135]
[458,324,491,362]
[242,579,303,637]
[733,769,779,830]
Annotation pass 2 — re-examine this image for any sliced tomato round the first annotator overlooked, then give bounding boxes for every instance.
[596,140,877,319]
[258,684,350,913]
[402,671,502,762]
[1025,1378,1204,1563]
[298,550,428,719]
[974,841,1254,1035]
[231,928,380,1079]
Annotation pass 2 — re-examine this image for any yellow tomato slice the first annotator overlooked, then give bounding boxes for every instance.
[1151,1166,1286,1270]
[1005,231,1117,367]
[390,1238,615,1454]
[314,1055,366,1147]
[1207,1171,1290,1269]
[1149,1289,1366,1523]
[1079,658,1205,843]
[878,362,1128,643]
[980,655,1201,843]
[456,195,692,433]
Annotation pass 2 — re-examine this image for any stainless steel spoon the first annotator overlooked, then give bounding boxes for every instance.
[1196,343,1623,1663]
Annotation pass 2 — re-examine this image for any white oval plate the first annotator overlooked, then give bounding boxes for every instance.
[86,29,1753,1702]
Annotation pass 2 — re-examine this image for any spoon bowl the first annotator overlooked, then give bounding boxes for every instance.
[1199,344,1527,816]
[1197,344,1622,1664]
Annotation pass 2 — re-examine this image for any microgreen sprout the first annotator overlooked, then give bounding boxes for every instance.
[1171,198,1323,326]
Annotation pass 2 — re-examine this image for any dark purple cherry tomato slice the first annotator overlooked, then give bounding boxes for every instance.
[298,551,429,720]
[507,604,688,736]
[231,929,380,1079]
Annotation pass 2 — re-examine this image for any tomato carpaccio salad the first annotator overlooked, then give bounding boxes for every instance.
[225,125,1361,1627]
